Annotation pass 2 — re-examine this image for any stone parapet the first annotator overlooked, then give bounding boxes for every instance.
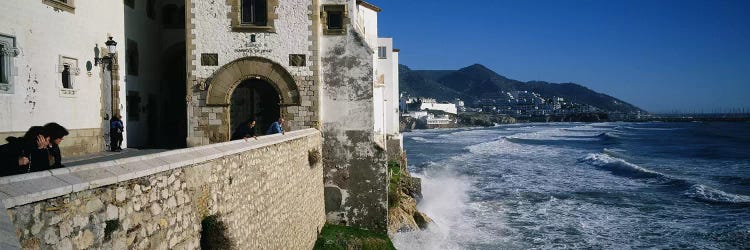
[0,128,325,249]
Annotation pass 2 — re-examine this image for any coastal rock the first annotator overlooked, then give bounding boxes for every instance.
[387,158,434,234]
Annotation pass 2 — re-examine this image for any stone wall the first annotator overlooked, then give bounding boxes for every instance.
[0,129,325,249]
[0,128,104,158]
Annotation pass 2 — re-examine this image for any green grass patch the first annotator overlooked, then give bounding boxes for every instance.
[313,224,396,250]
[388,161,402,208]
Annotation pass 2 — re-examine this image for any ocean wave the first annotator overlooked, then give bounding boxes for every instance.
[579,153,668,179]
[410,136,432,143]
[684,184,750,205]
[619,126,681,131]
[581,153,750,205]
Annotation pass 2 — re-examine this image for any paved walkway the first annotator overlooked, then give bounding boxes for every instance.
[62,148,170,167]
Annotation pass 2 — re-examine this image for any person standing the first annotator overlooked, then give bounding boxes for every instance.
[110,114,124,152]
[43,122,69,169]
[266,117,285,135]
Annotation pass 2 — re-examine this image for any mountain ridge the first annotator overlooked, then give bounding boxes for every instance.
[400,64,645,113]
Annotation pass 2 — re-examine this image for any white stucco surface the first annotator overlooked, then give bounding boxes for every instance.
[0,0,126,132]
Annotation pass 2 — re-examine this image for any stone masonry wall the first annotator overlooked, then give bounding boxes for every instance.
[1,129,325,249]
[0,128,104,158]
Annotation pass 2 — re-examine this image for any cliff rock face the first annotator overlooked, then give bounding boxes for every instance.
[387,158,433,234]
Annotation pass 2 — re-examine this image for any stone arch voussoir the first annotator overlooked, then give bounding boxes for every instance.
[205,57,300,106]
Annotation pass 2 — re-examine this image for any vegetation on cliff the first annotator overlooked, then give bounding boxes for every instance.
[313,224,396,250]
[387,159,433,233]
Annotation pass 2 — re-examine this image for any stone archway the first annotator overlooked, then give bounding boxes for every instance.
[205,57,300,107]
[201,57,301,143]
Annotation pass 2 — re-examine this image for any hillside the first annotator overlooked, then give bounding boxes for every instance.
[400,64,645,113]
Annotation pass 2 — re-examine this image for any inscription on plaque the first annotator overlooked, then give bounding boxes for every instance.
[289,54,306,67]
[201,53,219,66]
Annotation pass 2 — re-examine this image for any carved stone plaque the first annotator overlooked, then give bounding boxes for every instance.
[201,53,219,66]
[289,54,306,67]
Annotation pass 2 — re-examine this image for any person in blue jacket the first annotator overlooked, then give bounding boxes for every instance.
[266,117,285,135]
[110,114,124,152]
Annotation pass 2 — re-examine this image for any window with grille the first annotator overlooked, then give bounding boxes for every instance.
[0,35,18,93]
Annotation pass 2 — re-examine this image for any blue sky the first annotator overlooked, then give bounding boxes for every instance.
[373,0,750,113]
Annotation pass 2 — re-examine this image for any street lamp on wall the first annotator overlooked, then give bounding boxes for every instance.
[94,36,117,66]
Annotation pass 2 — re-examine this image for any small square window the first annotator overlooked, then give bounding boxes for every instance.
[231,0,275,32]
[242,0,267,26]
[327,11,343,29]
[378,46,387,59]
[323,5,347,35]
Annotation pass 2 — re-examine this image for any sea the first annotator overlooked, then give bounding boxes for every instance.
[391,122,750,249]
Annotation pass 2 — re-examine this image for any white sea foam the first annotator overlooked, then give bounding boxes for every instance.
[579,153,666,179]
[684,184,750,204]
[410,136,431,143]
[391,172,488,250]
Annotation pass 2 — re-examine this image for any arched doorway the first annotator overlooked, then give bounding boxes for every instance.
[230,78,280,137]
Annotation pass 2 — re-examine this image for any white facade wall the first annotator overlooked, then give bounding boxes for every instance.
[355,4,379,51]
[420,102,458,114]
[373,82,384,136]
[408,111,428,119]
[190,0,313,80]
[377,38,399,136]
[0,0,126,141]
[389,50,400,134]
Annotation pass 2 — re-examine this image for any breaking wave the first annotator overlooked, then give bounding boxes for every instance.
[684,184,750,205]
[580,153,750,205]
[579,153,667,180]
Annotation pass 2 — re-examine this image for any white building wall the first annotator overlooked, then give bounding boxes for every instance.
[355,3,379,51]
[373,83,384,135]
[0,0,126,144]
[420,102,458,114]
[377,38,399,136]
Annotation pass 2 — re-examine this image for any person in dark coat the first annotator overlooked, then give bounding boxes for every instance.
[231,118,257,141]
[43,122,69,169]
[0,126,51,177]
[110,114,124,152]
